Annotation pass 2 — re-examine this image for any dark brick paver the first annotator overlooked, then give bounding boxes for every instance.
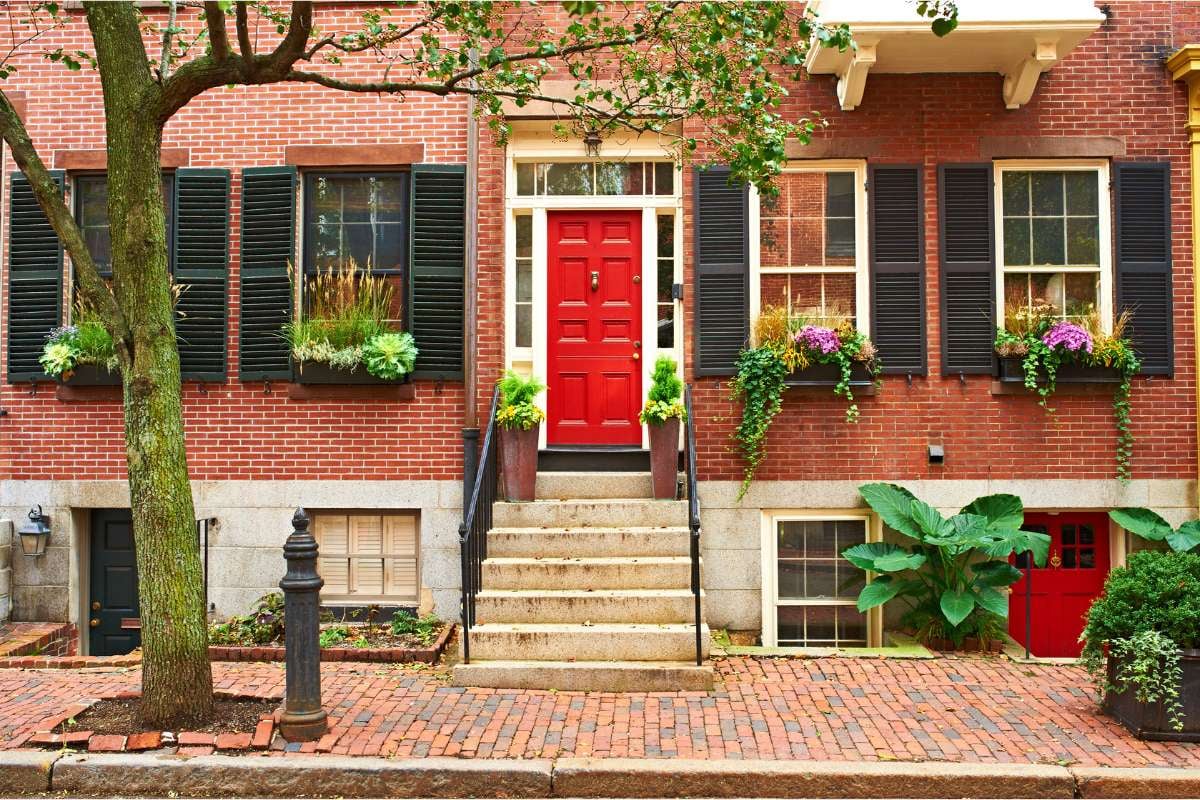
[0,657,1197,766]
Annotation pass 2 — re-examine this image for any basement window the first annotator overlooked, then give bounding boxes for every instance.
[312,512,419,603]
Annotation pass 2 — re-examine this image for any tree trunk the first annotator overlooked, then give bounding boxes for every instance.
[86,3,213,727]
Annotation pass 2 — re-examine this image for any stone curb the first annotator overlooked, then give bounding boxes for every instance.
[552,757,1075,798]
[13,752,1200,798]
[50,753,554,798]
[0,750,59,794]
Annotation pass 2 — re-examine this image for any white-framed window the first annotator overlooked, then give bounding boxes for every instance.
[995,160,1112,332]
[655,211,679,349]
[762,514,873,648]
[752,160,869,330]
[513,213,533,349]
[313,512,419,602]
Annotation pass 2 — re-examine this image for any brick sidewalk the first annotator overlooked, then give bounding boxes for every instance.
[1,656,1197,767]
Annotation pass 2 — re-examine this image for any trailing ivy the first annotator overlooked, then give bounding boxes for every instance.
[730,345,789,499]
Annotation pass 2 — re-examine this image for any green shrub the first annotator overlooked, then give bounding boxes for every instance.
[390,610,441,645]
[844,483,1050,648]
[640,355,686,425]
[1081,550,1200,730]
[319,625,351,648]
[207,592,285,645]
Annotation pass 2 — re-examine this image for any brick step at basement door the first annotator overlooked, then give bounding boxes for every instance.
[451,473,713,692]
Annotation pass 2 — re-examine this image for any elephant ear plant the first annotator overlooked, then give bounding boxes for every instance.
[1108,508,1200,553]
[843,483,1051,648]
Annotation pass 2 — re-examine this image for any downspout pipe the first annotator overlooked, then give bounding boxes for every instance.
[1167,46,1200,516]
[462,49,481,513]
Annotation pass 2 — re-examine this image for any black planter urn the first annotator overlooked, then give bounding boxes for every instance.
[1105,649,1200,742]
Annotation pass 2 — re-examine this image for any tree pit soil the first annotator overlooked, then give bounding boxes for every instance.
[57,697,278,736]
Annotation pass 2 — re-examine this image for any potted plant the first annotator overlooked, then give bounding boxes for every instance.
[842,483,1051,651]
[1080,550,1200,741]
[39,300,120,385]
[730,305,880,498]
[496,370,545,502]
[639,355,686,500]
[994,308,1140,480]
[284,260,418,385]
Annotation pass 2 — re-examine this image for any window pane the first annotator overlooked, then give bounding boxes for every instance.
[374,224,406,272]
[778,521,805,558]
[1064,272,1098,320]
[544,162,593,195]
[777,606,805,645]
[654,162,674,195]
[515,305,532,348]
[1031,217,1065,265]
[657,214,674,259]
[1066,217,1099,265]
[1002,171,1029,216]
[515,215,532,259]
[804,562,837,598]
[658,257,673,303]
[1031,172,1064,216]
[596,161,643,195]
[805,605,837,642]
[825,172,856,218]
[516,163,536,195]
[305,174,408,274]
[1065,171,1098,215]
[825,218,856,262]
[78,177,108,226]
[777,561,803,599]
[657,303,674,348]
[1003,218,1031,266]
[804,521,838,558]
[837,608,868,643]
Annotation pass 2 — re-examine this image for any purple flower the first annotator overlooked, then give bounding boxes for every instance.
[1041,321,1093,354]
[795,325,841,355]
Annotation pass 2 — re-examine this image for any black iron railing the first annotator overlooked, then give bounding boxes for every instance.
[684,384,703,666]
[459,386,500,664]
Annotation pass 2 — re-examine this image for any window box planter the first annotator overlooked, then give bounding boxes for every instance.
[784,362,876,388]
[59,364,121,386]
[293,362,411,386]
[1105,649,1200,742]
[996,356,1122,385]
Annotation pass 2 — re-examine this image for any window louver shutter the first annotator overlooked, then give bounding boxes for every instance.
[869,165,925,374]
[1115,162,1173,376]
[238,166,296,381]
[6,171,64,383]
[409,164,465,379]
[938,165,995,375]
[173,168,229,381]
[694,166,748,377]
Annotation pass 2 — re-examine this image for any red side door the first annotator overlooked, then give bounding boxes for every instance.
[547,210,643,446]
[1009,513,1110,658]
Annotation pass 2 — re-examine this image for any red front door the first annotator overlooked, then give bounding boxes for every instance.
[1009,513,1111,658]
[547,210,642,445]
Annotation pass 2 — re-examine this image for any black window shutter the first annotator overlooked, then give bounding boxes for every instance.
[938,164,995,375]
[238,166,296,381]
[409,163,466,379]
[1115,162,1173,376]
[869,165,925,374]
[694,166,748,377]
[173,168,229,381]
[6,171,65,383]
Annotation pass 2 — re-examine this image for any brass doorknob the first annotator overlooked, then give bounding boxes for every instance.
[633,352,640,360]
[632,275,641,284]
[91,601,101,611]
[89,619,99,628]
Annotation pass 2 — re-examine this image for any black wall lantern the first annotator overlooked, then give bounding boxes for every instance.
[583,129,602,158]
[18,505,51,557]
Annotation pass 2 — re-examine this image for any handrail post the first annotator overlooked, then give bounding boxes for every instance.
[684,385,703,666]
[459,521,471,664]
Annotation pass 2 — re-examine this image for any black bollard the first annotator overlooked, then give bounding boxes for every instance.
[278,507,328,741]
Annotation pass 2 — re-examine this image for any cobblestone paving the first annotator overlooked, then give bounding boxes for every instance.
[1,656,1197,766]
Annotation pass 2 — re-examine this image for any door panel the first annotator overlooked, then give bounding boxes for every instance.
[547,210,643,445]
[1009,513,1110,658]
[89,509,140,656]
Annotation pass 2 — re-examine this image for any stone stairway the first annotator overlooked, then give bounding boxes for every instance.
[451,471,713,691]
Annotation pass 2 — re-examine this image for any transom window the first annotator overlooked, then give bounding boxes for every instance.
[313,512,419,602]
[74,173,175,277]
[303,172,409,275]
[758,166,866,328]
[772,518,868,648]
[997,164,1109,329]
[515,160,674,196]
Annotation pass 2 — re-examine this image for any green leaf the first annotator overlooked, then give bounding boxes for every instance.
[1109,508,1173,542]
[910,498,954,540]
[973,560,1023,587]
[1168,521,1200,553]
[974,586,1009,618]
[962,494,1024,530]
[940,588,976,627]
[855,576,903,611]
[858,483,923,539]
[979,528,1051,567]
[842,542,925,573]
[931,17,958,37]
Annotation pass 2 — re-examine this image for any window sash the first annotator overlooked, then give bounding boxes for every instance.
[73,172,176,278]
[302,171,410,276]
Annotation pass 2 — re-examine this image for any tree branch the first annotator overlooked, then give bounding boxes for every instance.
[203,2,229,63]
[268,1,311,64]
[0,89,127,345]
[160,1,178,80]
[235,2,253,70]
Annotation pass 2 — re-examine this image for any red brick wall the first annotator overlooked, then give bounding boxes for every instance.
[685,1,1200,482]
[0,2,1196,486]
